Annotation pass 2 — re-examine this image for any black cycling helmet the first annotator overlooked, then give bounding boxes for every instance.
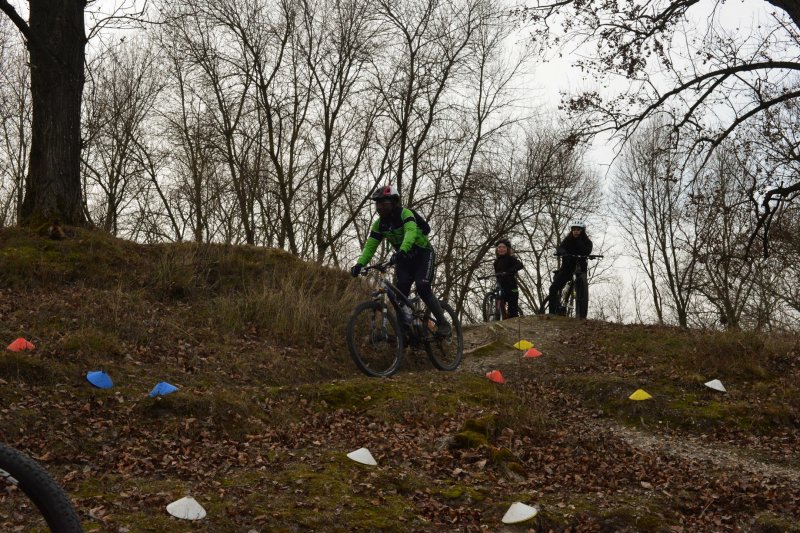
[371,185,400,202]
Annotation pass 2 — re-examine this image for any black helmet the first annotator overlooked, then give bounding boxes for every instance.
[371,185,400,202]
[496,238,511,249]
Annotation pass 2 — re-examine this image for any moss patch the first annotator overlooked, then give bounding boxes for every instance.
[0,353,61,385]
[61,329,123,359]
[250,452,423,531]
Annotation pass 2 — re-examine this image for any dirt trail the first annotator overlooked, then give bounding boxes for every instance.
[459,315,800,485]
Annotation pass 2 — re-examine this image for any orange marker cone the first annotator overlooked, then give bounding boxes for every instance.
[485,370,505,384]
[524,347,542,358]
[7,338,35,352]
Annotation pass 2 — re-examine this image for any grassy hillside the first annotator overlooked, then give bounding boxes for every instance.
[0,228,798,532]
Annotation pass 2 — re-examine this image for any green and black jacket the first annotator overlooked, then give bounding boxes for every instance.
[356,206,431,266]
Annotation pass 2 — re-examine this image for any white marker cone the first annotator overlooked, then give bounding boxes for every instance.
[346,447,377,466]
[501,501,538,524]
[166,496,206,520]
[704,379,727,392]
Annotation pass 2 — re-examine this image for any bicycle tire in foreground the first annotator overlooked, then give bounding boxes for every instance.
[0,443,83,532]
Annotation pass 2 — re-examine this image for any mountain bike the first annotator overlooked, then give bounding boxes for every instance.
[347,261,463,377]
[539,254,603,317]
[0,442,83,532]
[477,272,520,321]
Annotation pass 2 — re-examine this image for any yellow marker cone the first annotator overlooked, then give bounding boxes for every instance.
[513,340,533,351]
[629,389,652,401]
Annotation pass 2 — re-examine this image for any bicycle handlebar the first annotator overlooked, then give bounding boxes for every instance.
[476,272,512,280]
[555,253,604,260]
[360,261,393,275]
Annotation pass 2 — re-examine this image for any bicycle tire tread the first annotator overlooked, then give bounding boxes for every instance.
[0,443,83,532]
[424,302,464,371]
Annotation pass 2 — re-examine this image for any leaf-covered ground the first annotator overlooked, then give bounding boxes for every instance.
[0,228,798,531]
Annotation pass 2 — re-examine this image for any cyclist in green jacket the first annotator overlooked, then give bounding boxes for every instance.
[350,185,451,336]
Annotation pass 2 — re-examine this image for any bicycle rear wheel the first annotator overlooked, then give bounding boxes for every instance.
[346,301,404,377]
[0,443,83,532]
[423,302,464,371]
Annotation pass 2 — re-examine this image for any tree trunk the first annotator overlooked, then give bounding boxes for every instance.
[18,0,86,226]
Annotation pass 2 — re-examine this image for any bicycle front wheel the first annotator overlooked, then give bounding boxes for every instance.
[423,302,464,371]
[0,443,83,532]
[346,301,405,377]
[560,282,575,317]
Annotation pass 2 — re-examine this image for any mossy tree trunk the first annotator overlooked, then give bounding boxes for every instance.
[0,0,87,227]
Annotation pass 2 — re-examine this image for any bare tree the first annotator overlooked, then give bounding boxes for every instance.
[0,24,30,227]
[165,0,264,245]
[520,0,800,254]
[612,121,702,326]
[768,204,800,328]
[82,39,164,235]
[0,0,86,226]
[373,0,484,204]
[157,41,224,243]
[691,147,765,330]
[300,0,382,263]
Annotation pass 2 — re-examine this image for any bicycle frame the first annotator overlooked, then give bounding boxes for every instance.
[560,274,577,317]
[478,273,512,321]
[553,253,603,317]
[349,261,463,376]
[361,263,431,342]
[492,286,508,319]
[538,253,603,316]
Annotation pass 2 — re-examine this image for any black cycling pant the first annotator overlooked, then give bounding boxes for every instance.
[574,272,588,319]
[548,269,589,318]
[395,247,448,323]
[548,269,571,314]
[500,286,520,318]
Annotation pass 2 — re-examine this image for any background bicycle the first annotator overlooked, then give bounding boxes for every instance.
[0,442,83,532]
[347,261,463,377]
[478,272,520,322]
[539,254,603,318]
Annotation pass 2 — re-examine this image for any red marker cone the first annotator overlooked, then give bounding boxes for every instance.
[485,370,505,384]
[7,338,35,352]
[524,347,542,358]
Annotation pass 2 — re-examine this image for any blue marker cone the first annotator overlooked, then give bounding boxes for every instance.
[86,370,113,389]
[149,381,179,397]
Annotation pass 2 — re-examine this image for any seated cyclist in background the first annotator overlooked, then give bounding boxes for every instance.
[493,238,524,318]
[548,220,593,319]
[350,185,451,336]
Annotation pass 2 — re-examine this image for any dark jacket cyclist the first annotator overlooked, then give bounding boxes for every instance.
[548,220,593,319]
[493,238,524,318]
[350,185,451,336]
